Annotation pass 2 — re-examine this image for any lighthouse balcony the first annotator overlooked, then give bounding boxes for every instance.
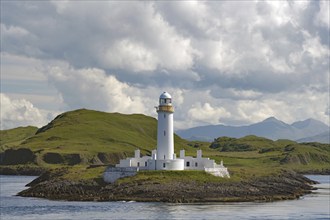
[156,105,174,113]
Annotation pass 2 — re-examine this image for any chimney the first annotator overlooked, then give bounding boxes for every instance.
[135,149,140,158]
[180,149,185,158]
[197,150,202,158]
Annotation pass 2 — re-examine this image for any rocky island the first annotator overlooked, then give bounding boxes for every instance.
[17,168,317,203]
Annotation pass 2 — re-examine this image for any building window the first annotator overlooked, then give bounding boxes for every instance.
[137,162,140,167]
[164,114,166,118]
[195,162,198,167]
[145,161,147,167]
[163,163,166,168]
[186,161,190,167]
[164,130,166,136]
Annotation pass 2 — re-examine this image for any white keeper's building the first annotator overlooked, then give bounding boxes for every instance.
[104,92,230,183]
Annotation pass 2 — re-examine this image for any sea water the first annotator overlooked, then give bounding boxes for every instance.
[0,175,329,220]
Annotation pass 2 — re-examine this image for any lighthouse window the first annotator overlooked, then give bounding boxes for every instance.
[164,130,166,136]
[145,161,148,167]
[137,162,140,167]
[186,161,190,167]
[163,163,166,168]
[195,162,198,167]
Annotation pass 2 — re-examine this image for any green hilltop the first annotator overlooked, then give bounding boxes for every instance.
[0,109,195,168]
[0,126,38,149]
[0,108,329,180]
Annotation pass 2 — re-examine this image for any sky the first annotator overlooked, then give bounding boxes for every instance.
[1,0,329,130]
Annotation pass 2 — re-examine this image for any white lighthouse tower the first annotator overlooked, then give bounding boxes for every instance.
[156,92,174,160]
[154,92,184,170]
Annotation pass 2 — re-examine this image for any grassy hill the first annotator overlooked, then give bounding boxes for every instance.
[0,109,197,168]
[203,136,329,177]
[0,126,38,150]
[0,109,329,180]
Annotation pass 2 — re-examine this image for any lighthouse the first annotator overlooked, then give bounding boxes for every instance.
[154,92,184,170]
[156,92,174,160]
[105,91,229,182]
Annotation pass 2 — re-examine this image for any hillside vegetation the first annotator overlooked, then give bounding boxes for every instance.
[0,109,329,180]
[0,126,38,149]
[0,109,195,169]
[204,136,329,177]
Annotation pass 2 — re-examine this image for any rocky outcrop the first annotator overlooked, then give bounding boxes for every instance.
[97,152,127,165]
[300,169,330,175]
[43,153,81,165]
[0,148,36,165]
[35,113,66,134]
[18,170,317,203]
[280,152,330,165]
[0,165,46,175]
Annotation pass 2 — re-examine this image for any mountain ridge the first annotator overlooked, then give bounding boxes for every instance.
[177,117,329,143]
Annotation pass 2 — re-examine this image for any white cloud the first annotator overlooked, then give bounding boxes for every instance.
[1,23,29,37]
[1,1,329,130]
[302,33,329,59]
[48,1,196,72]
[102,39,158,72]
[46,64,148,114]
[0,93,49,129]
[1,52,60,112]
[216,88,330,126]
[2,1,328,87]
[187,102,231,125]
[1,52,46,81]
[315,0,330,28]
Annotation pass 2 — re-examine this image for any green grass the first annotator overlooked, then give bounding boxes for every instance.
[20,110,159,155]
[61,165,106,181]
[203,135,329,177]
[116,170,238,184]
[0,126,37,150]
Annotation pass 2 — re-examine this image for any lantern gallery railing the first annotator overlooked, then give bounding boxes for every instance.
[156,105,174,113]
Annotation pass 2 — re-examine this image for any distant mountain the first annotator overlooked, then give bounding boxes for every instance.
[297,131,330,144]
[176,117,329,142]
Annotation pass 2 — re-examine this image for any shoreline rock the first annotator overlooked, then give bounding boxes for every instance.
[17,170,318,203]
[0,166,46,176]
[298,169,330,175]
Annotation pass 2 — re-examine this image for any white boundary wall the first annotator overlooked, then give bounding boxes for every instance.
[104,149,230,183]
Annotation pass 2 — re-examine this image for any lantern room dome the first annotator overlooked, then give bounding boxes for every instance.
[159,92,173,107]
[160,92,172,99]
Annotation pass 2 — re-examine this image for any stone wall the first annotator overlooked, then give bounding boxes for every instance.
[103,167,138,183]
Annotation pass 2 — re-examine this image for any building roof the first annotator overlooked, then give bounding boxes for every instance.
[160,92,172,99]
